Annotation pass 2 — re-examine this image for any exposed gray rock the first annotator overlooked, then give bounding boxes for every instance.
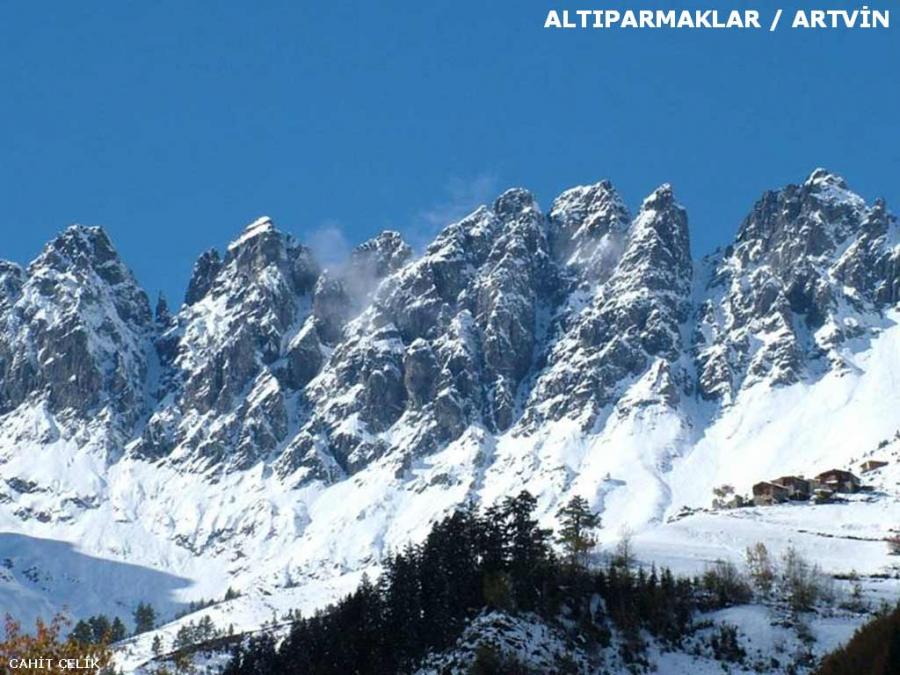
[522,183,692,430]
[403,339,438,408]
[695,169,896,402]
[549,179,629,278]
[312,274,350,344]
[347,230,412,291]
[0,226,154,451]
[133,218,321,467]
[311,231,413,346]
[185,248,222,306]
[282,319,324,390]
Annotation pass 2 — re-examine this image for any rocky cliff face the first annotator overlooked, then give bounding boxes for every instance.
[0,226,154,459]
[132,219,416,472]
[277,188,559,481]
[133,217,320,470]
[522,183,692,432]
[695,170,899,403]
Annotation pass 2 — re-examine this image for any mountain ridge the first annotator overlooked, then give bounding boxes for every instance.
[1,170,899,671]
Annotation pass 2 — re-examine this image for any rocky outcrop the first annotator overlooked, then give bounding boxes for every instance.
[133,218,321,467]
[277,189,560,479]
[695,169,897,403]
[548,179,629,278]
[184,249,222,306]
[521,183,692,430]
[0,226,153,452]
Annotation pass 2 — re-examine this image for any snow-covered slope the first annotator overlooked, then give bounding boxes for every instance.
[1,169,899,673]
[412,606,871,675]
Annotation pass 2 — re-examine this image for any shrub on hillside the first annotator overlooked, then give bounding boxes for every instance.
[701,560,753,608]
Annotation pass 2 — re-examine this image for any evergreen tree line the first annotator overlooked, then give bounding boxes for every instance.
[69,602,157,646]
[172,615,231,651]
[70,614,128,644]
[222,492,712,675]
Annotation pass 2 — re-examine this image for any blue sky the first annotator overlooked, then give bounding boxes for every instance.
[1,0,897,305]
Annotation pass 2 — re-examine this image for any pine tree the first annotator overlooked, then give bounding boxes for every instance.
[479,503,508,573]
[556,495,601,568]
[109,617,127,643]
[884,619,900,674]
[155,292,171,325]
[174,624,193,650]
[87,615,111,643]
[69,620,93,644]
[196,615,217,642]
[383,547,423,671]
[133,602,157,635]
[1,613,113,671]
[501,491,552,611]
[419,507,481,650]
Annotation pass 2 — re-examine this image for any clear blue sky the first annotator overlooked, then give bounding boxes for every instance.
[1,0,897,305]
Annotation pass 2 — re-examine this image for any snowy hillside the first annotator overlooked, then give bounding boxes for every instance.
[1,169,899,672]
